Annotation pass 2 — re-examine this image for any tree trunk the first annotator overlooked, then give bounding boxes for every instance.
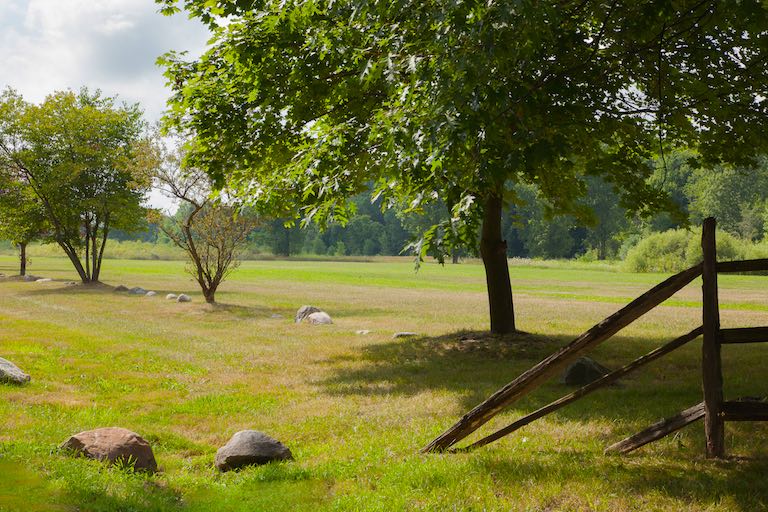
[480,193,516,334]
[451,250,459,264]
[18,242,27,276]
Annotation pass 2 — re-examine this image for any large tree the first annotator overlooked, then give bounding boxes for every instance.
[158,0,768,333]
[0,88,153,283]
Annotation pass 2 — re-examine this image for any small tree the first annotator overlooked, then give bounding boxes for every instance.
[154,145,257,303]
[0,174,47,275]
[0,88,152,283]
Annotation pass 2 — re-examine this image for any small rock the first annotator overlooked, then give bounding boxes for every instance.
[270,314,283,319]
[355,330,371,335]
[0,357,31,385]
[561,357,611,386]
[60,427,157,473]
[215,430,293,472]
[113,285,129,292]
[35,278,53,283]
[177,294,191,303]
[392,332,418,339]
[295,305,322,323]
[145,291,157,297]
[306,311,332,325]
[23,275,39,282]
[128,287,147,295]
[166,293,178,300]
[66,281,78,286]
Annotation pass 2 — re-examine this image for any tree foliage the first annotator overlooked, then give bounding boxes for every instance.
[0,88,152,283]
[157,0,768,332]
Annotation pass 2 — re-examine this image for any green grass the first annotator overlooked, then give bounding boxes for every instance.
[2,256,768,511]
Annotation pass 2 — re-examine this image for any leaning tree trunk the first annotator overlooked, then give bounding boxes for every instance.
[18,242,27,276]
[480,194,516,334]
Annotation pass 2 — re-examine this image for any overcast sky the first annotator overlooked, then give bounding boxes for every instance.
[0,0,211,122]
[0,0,212,211]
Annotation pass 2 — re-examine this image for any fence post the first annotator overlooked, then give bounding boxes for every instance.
[701,217,725,458]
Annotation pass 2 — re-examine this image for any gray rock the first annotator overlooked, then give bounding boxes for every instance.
[215,430,293,472]
[23,275,39,282]
[177,294,191,303]
[270,314,283,319]
[60,427,157,473]
[0,357,30,385]
[113,285,129,292]
[166,293,178,300]
[145,291,157,297]
[35,278,53,283]
[306,311,332,325]
[561,357,611,386]
[128,287,147,295]
[295,305,322,323]
[392,332,418,339]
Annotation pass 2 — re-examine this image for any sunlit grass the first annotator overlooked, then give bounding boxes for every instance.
[1,255,768,511]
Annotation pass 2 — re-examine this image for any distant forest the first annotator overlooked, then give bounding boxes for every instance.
[107,152,767,262]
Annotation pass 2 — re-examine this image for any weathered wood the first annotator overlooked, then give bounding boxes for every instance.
[462,326,703,451]
[719,327,768,345]
[422,263,703,453]
[716,259,768,273]
[701,217,725,458]
[721,400,768,421]
[604,402,705,455]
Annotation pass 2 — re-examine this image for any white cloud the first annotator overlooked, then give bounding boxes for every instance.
[0,0,210,121]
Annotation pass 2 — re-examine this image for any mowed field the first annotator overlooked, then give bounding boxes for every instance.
[2,256,768,511]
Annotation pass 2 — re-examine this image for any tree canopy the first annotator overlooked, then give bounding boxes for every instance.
[0,88,153,283]
[158,0,768,333]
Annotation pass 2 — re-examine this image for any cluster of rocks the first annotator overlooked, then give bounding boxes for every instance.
[295,305,332,325]
[113,286,191,303]
[59,427,291,473]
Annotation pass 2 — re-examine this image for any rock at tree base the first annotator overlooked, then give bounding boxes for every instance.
[306,312,332,325]
[392,332,418,339]
[215,430,293,472]
[166,293,178,300]
[60,427,157,473]
[177,294,191,303]
[113,285,129,292]
[561,357,611,386]
[295,305,322,323]
[0,357,31,385]
[128,287,147,295]
[145,291,157,297]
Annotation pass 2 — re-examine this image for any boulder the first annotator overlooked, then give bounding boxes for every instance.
[166,293,178,301]
[295,305,322,323]
[561,357,611,386]
[177,294,191,303]
[23,275,39,282]
[215,430,293,472]
[306,312,332,325]
[392,332,418,339]
[145,291,157,297]
[0,357,31,385]
[128,287,147,295]
[60,427,157,473]
[113,285,129,292]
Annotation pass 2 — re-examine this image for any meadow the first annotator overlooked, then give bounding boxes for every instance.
[1,255,768,511]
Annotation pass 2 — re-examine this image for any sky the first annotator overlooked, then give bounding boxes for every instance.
[0,0,212,210]
[0,0,211,121]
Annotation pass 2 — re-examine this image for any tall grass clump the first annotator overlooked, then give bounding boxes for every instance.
[624,228,768,272]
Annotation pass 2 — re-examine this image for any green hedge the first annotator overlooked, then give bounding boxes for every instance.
[624,228,768,273]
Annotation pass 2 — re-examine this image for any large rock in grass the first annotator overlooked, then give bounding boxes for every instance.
[145,291,157,297]
[306,311,332,325]
[295,305,322,323]
[113,285,129,292]
[561,357,611,386]
[166,293,178,301]
[0,357,30,385]
[128,287,147,295]
[60,427,157,473]
[22,275,39,282]
[215,430,293,472]
[176,294,191,303]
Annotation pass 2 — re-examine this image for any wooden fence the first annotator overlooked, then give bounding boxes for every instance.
[423,217,768,458]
